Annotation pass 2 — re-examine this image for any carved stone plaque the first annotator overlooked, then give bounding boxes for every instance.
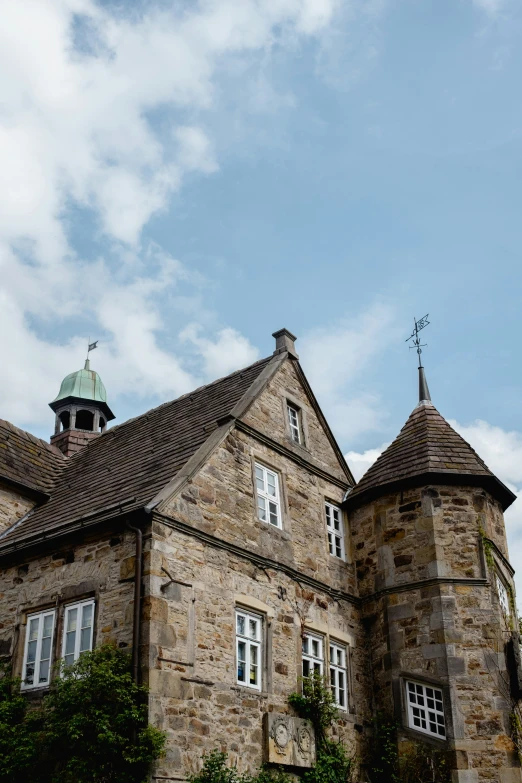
[264,713,316,767]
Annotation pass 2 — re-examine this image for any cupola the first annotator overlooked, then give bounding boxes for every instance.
[49,358,115,457]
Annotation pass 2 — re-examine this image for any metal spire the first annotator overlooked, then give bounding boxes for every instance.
[85,338,98,370]
[405,315,431,404]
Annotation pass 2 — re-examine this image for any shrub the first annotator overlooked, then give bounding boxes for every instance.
[0,663,41,783]
[289,671,357,783]
[0,646,165,783]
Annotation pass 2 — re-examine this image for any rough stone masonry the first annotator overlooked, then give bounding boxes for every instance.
[0,329,520,783]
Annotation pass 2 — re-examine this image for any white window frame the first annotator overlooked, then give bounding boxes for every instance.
[62,599,95,666]
[254,463,282,528]
[325,502,345,560]
[287,403,302,444]
[496,574,511,621]
[302,632,324,678]
[21,609,56,690]
[329,641,348,711]
[406,680,446,739]
[236,609,262,691]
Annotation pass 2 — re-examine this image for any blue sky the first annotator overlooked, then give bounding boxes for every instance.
[2,0,522,587]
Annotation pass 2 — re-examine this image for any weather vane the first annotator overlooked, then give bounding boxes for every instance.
[86,337,98,362]
[405,314,430,368]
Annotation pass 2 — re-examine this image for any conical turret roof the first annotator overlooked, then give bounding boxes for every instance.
[346,401,515,511]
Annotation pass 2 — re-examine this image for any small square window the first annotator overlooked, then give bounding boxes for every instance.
[406,680,446,739]
[325,502,345,560]
[287,404,302,444]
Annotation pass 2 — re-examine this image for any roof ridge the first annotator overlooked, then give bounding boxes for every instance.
[76,354,274,447]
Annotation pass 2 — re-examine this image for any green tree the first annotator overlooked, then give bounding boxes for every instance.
[40,645,165,783]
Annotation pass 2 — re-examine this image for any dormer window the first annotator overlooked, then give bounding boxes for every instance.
[287,404,302,444]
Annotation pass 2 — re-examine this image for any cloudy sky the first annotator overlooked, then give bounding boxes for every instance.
[2,0,522,590]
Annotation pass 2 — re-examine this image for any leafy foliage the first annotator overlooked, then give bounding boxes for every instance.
[189,751,291,783]
[366,714,450,783]
[0,663,40,782]
[288,670,338,746]
[365,713,400,783]
[0,646,165,783]
[289,671,357,783]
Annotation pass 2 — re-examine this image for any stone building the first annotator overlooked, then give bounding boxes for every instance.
[0,329,520,783]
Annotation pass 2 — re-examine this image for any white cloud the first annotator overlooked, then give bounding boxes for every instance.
[299,302,400,440]
[0,0,345,431]
[472,0,504,15]
[345,443,389,481]
[180,324,260,380]
[449,418,522,599]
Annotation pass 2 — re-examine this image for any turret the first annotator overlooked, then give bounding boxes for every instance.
[49,358,115,457]
[346,366,521,782]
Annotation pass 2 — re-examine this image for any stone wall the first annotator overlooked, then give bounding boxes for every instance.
[144,520,370,780]
[162,428,355,595]
[151,371,366,779]
[241,358,349,484]
[0,480,34,534]
[0,528,135,676]
[349,484,521,782]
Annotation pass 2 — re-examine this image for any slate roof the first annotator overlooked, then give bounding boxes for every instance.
[346,402,516,510]
[0,355,273,553]
[0,419,65,496]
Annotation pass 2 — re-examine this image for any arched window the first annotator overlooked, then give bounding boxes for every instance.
[58,411,70,431]
[75,409,94,431]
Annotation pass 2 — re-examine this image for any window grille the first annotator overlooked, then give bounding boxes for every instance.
[406,680,446,739]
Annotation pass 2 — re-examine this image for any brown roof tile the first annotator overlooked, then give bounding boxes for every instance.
[347,402,515,510]
[0,419,65,495]
[0,355,273,551]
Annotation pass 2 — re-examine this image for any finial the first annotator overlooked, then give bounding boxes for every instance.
[85,338,98,369]
[405,315,431,404]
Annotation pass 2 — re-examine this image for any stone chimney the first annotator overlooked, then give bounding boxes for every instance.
[272,328,298,359]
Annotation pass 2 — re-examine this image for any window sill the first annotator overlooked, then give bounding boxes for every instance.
[22,685,50,700]
[231,685,269,698]
[400,725,448,748]
[254,517,291,540]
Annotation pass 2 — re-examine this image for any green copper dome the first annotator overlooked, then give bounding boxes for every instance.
[49,360,115,421]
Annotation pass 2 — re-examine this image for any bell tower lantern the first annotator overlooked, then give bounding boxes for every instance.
[49,358,115,457]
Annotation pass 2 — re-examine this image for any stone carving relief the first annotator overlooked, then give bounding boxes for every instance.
[264,713,316,767]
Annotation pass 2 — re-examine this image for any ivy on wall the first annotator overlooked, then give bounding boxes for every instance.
[0,645,165,783]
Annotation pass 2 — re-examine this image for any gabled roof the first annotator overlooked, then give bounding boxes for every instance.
[0,419,65,497]
[0,355,274,553]
[346,402,516,511]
